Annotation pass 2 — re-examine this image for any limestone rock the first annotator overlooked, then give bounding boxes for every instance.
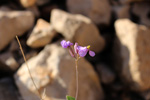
[0,78,22,100]
[0,11,34,51]
[67,0,111,25]
[51,9,105,53]
[20,0,36,8]
[132,2,150,26]
[15,43,104,100]
[115,19,150,91]
[27,19,57,48]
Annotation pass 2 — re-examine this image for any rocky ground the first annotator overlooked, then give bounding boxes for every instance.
[0,0,150,100]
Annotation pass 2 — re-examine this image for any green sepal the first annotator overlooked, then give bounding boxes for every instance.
[66,95,76,100]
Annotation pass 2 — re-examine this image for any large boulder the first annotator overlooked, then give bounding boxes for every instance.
[0,11,34,51]
[67,0,111,25]
[51,9,105,53]
[15,43,104,100]
[115,19,150,91]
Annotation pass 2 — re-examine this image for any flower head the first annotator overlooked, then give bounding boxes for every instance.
[61,40,95,59]
[61,40,73,48]
[74,43,95,57]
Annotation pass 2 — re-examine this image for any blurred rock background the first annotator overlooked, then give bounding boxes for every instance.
[0,0,150,100]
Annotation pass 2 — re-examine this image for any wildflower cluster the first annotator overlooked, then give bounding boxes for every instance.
[61,40,95,59]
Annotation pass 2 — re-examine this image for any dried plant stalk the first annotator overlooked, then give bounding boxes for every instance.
[16,36,43,100]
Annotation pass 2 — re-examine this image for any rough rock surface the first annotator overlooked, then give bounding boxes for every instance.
[0,11,34,51]
[115,19,150,91]
[27,19,57,48]
[15,43,104,100]
[67,0,111,25]
[51,9,105,53]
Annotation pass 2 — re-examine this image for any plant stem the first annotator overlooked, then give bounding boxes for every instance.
[75,59,79,100]
[16,36,43,100]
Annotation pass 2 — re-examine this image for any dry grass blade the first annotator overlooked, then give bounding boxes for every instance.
[16,36,43,100]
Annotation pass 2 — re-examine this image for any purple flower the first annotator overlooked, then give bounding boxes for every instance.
[61,40,73,48]
[61,40,95,58]
[89,50,95,57]
[78,46,88,57]
[74,43,95,57]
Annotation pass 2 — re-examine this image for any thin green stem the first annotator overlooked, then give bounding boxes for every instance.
[75,59,79,100]
[16,36,43,100]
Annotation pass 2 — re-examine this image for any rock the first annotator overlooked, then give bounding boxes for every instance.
[115,19,150,91]
[0,60,13,78]
[67,0,111,25]
[113,5,130,19]
[15,43,104,100]
[51,9,105,53]
[5,57,19,70]
[0,11,34,51]
[20,0,36,8]
[0,52,19,71]
[27,5,40,17]
[131,2,150,26]
[96,64,115,84]
[27,19,57,48]
[0,78,22,100]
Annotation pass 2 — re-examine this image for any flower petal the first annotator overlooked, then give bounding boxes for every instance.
[78,46,88,57]
[89,50,95,57]
[60,40,73,48]
[66,41,73,46]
